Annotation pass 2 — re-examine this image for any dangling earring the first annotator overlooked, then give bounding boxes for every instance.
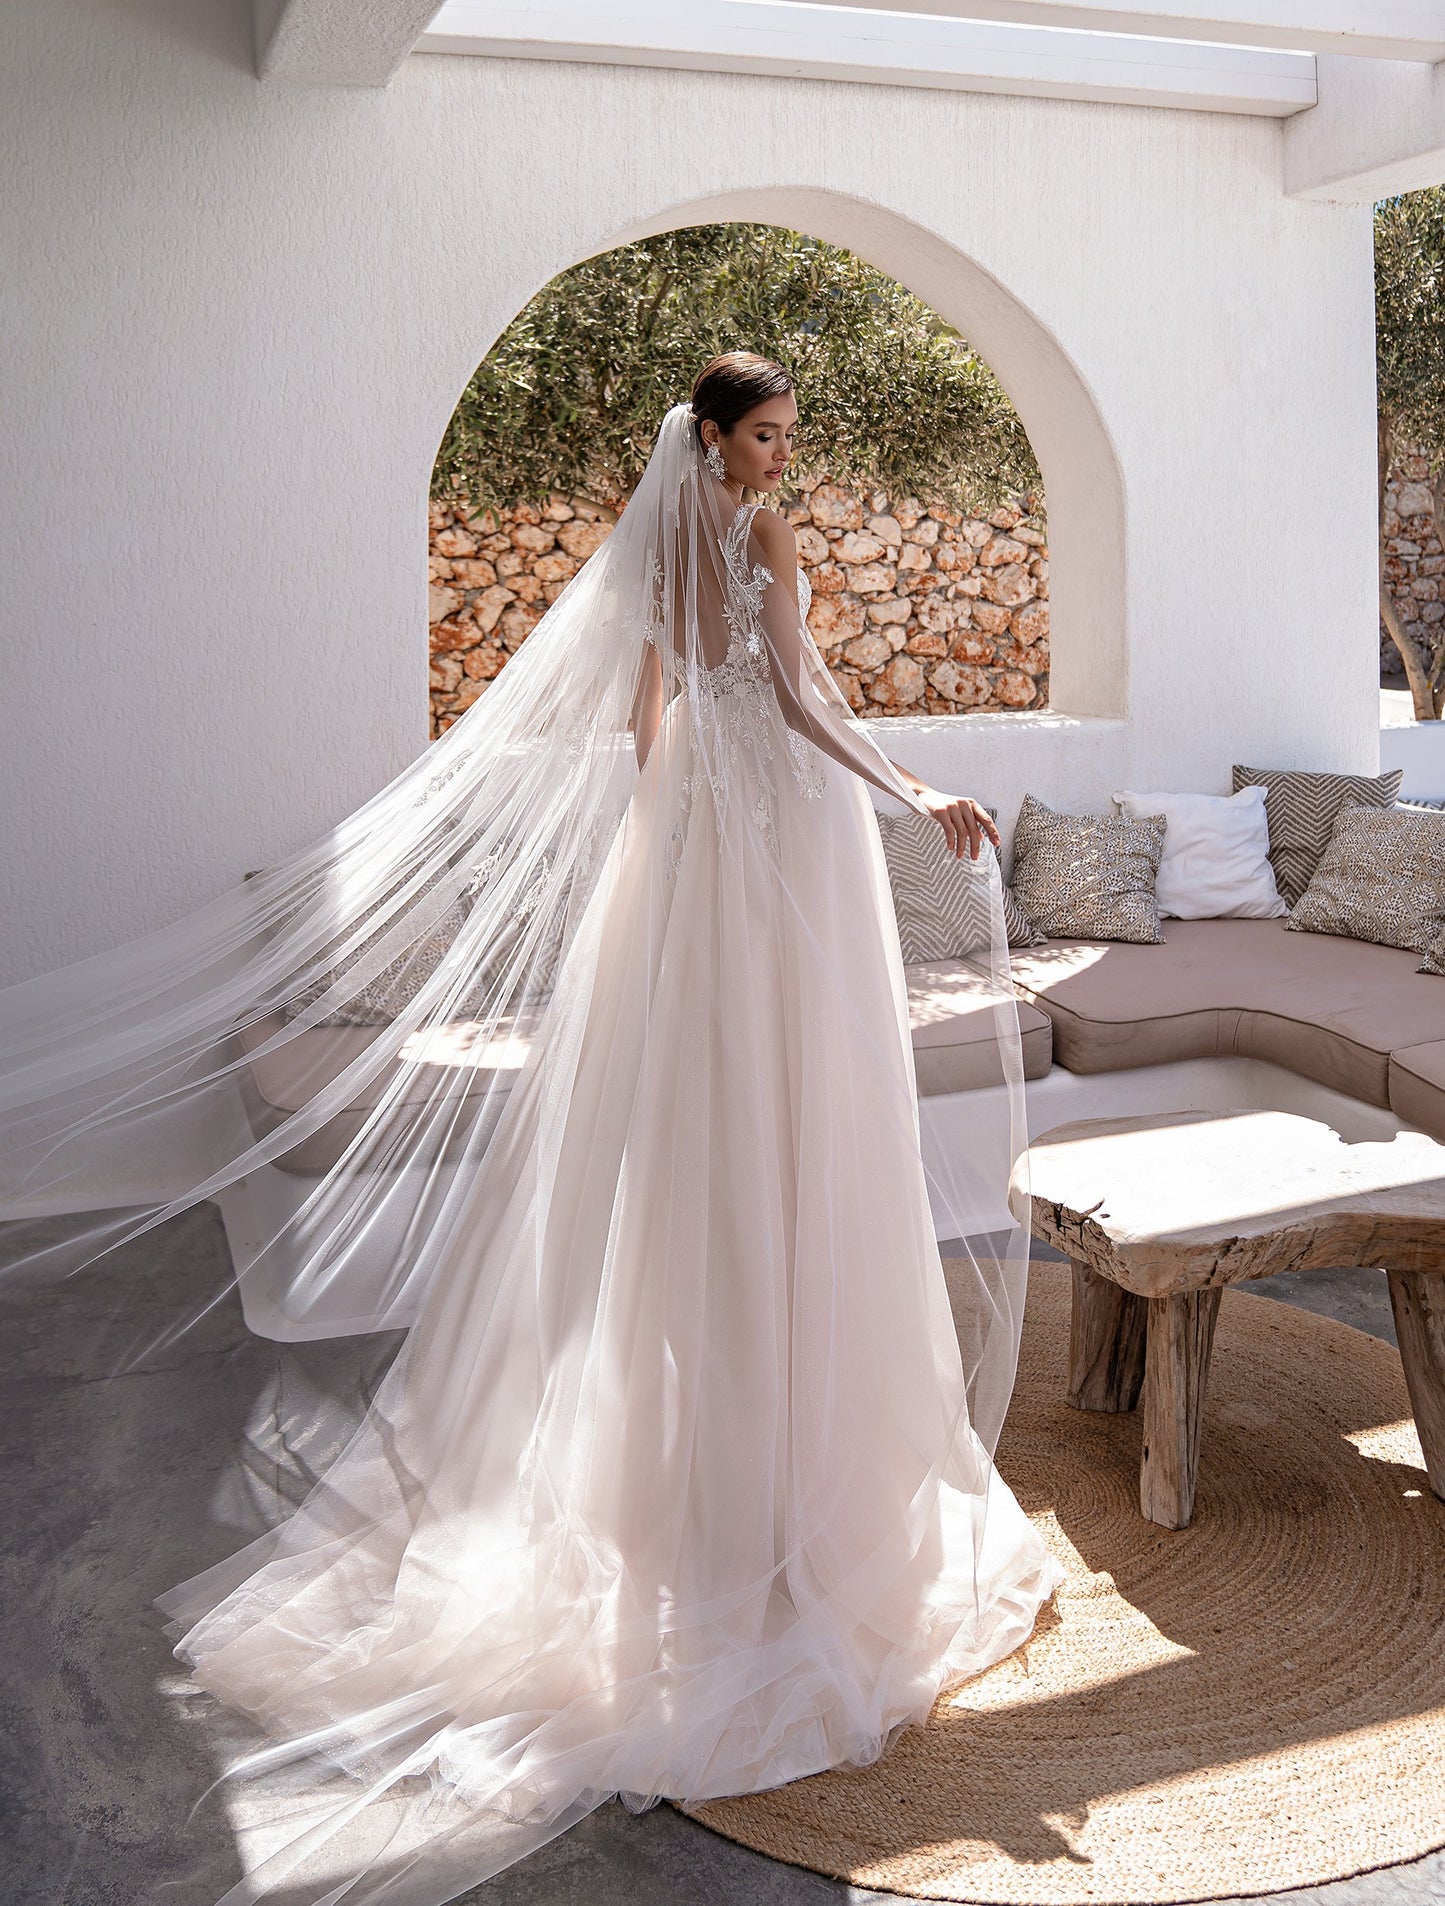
[704,440,727,481]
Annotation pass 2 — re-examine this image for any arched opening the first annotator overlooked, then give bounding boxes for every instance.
[608,188,1126,726]
[425,204,1128,739]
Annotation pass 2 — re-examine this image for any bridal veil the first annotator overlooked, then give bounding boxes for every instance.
[0,402,1053,1904]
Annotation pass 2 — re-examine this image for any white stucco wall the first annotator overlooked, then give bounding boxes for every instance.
[0,0,1379,983]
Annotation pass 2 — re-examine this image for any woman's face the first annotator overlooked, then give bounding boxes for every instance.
[706,392,798,494]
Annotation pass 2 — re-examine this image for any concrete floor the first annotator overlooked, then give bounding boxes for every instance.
[0,1205,1440,1906]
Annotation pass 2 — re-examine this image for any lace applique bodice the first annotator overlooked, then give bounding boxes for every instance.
[695,502,775,699]
[797,564,813,621]
[701,504,812,693]
[708,504,827,803]
[661,505,827,878]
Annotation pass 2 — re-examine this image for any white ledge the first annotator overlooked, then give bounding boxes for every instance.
[810,1,1445,64]
[418,1,1317,116]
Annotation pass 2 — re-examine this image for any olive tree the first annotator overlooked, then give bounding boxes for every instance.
[1376,188,1445,719]
[434,224,1040,520]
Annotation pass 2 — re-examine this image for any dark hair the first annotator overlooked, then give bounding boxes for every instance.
[690,352,794,437]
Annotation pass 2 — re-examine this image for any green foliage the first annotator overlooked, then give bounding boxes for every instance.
[434,225,1040,515]
[1375,189,1445,713]
[1377,188,1445,457]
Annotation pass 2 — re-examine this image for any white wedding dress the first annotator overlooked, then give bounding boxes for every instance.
[152,494,1061,1905]
[0,407,1057,1906]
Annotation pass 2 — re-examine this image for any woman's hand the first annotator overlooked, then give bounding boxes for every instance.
[917,789,1001,861]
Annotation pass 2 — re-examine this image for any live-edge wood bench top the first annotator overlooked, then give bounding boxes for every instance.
[1009,1110,1445,1299]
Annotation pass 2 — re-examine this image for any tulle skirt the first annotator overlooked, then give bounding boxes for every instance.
[158,689,1061,1905]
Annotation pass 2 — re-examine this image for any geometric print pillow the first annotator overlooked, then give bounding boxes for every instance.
[252,846,566,1027]
[1231,764,1404,909]
[1007,792,1166,945]
[249,863,494,1028]
[1287,805,1445,956]
[877,810,1045,961]
[275,868,485,1027]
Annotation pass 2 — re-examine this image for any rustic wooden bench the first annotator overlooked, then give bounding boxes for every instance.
[1009,1110,1445,1529]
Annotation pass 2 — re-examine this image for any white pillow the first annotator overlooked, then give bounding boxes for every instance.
[1111,786,1287,920]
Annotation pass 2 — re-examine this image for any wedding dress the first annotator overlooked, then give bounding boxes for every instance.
[0,405,1060,1905]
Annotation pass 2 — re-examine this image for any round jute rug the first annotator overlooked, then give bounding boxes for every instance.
[677,1260,1445,1904]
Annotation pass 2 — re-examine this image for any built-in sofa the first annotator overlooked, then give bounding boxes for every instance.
[223,910,1445,1339]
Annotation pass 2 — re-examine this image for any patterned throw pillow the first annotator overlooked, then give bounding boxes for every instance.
[278,866,491,1028]
[1008,793,1166,944]
[877,811,1045,959]
[1287,806,1445,961]
[1231,765,1404,908]
[249,855,561,1028]
[1404,800,1445,975]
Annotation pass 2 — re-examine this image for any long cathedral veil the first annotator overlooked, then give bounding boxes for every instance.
[0,403,1043,1905]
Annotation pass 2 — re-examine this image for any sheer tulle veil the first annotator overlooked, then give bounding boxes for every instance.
[0,401,1044,1904]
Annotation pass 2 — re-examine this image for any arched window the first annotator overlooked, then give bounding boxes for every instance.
[427,224,1048,738]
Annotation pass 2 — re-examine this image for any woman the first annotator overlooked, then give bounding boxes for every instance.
[0,354,1059,1904]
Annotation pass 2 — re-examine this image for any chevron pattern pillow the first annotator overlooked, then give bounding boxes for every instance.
[877,811,1044,960]
[1231,765,1403,908]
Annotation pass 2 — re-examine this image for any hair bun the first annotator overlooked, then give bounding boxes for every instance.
[690,353,794,434]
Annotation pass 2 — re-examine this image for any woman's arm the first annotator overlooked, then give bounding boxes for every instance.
[629,639,665,769]
[749,511,1000,861]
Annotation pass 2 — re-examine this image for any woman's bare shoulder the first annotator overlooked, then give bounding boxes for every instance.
[747,507,797,560]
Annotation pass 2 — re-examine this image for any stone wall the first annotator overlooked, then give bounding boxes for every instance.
[428,496,609,736]
[1382,452,1445,680]
[428,480,1048,737]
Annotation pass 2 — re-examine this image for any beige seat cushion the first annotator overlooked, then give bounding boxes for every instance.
[906,960,1052,1095]
[236,1007,540,1111]
[1009,918,1445,1107]
[235,1008,540,1174]
[1389,1042,1445,1142]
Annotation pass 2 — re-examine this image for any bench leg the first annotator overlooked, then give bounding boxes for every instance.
[1140,1287,1222,1530]
[1387,1270,1445,1500]
[1067,1263,1147,1412]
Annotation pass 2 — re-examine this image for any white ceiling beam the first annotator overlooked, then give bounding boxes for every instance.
[254,0,448,85]
[1285,54,1445,199]
[809,1,1445,64]
[418,0,1317,116]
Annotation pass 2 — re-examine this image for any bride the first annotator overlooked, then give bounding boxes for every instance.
[0,352,1059,1904]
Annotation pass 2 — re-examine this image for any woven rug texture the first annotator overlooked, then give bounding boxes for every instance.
[679,1260,1445,1903]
